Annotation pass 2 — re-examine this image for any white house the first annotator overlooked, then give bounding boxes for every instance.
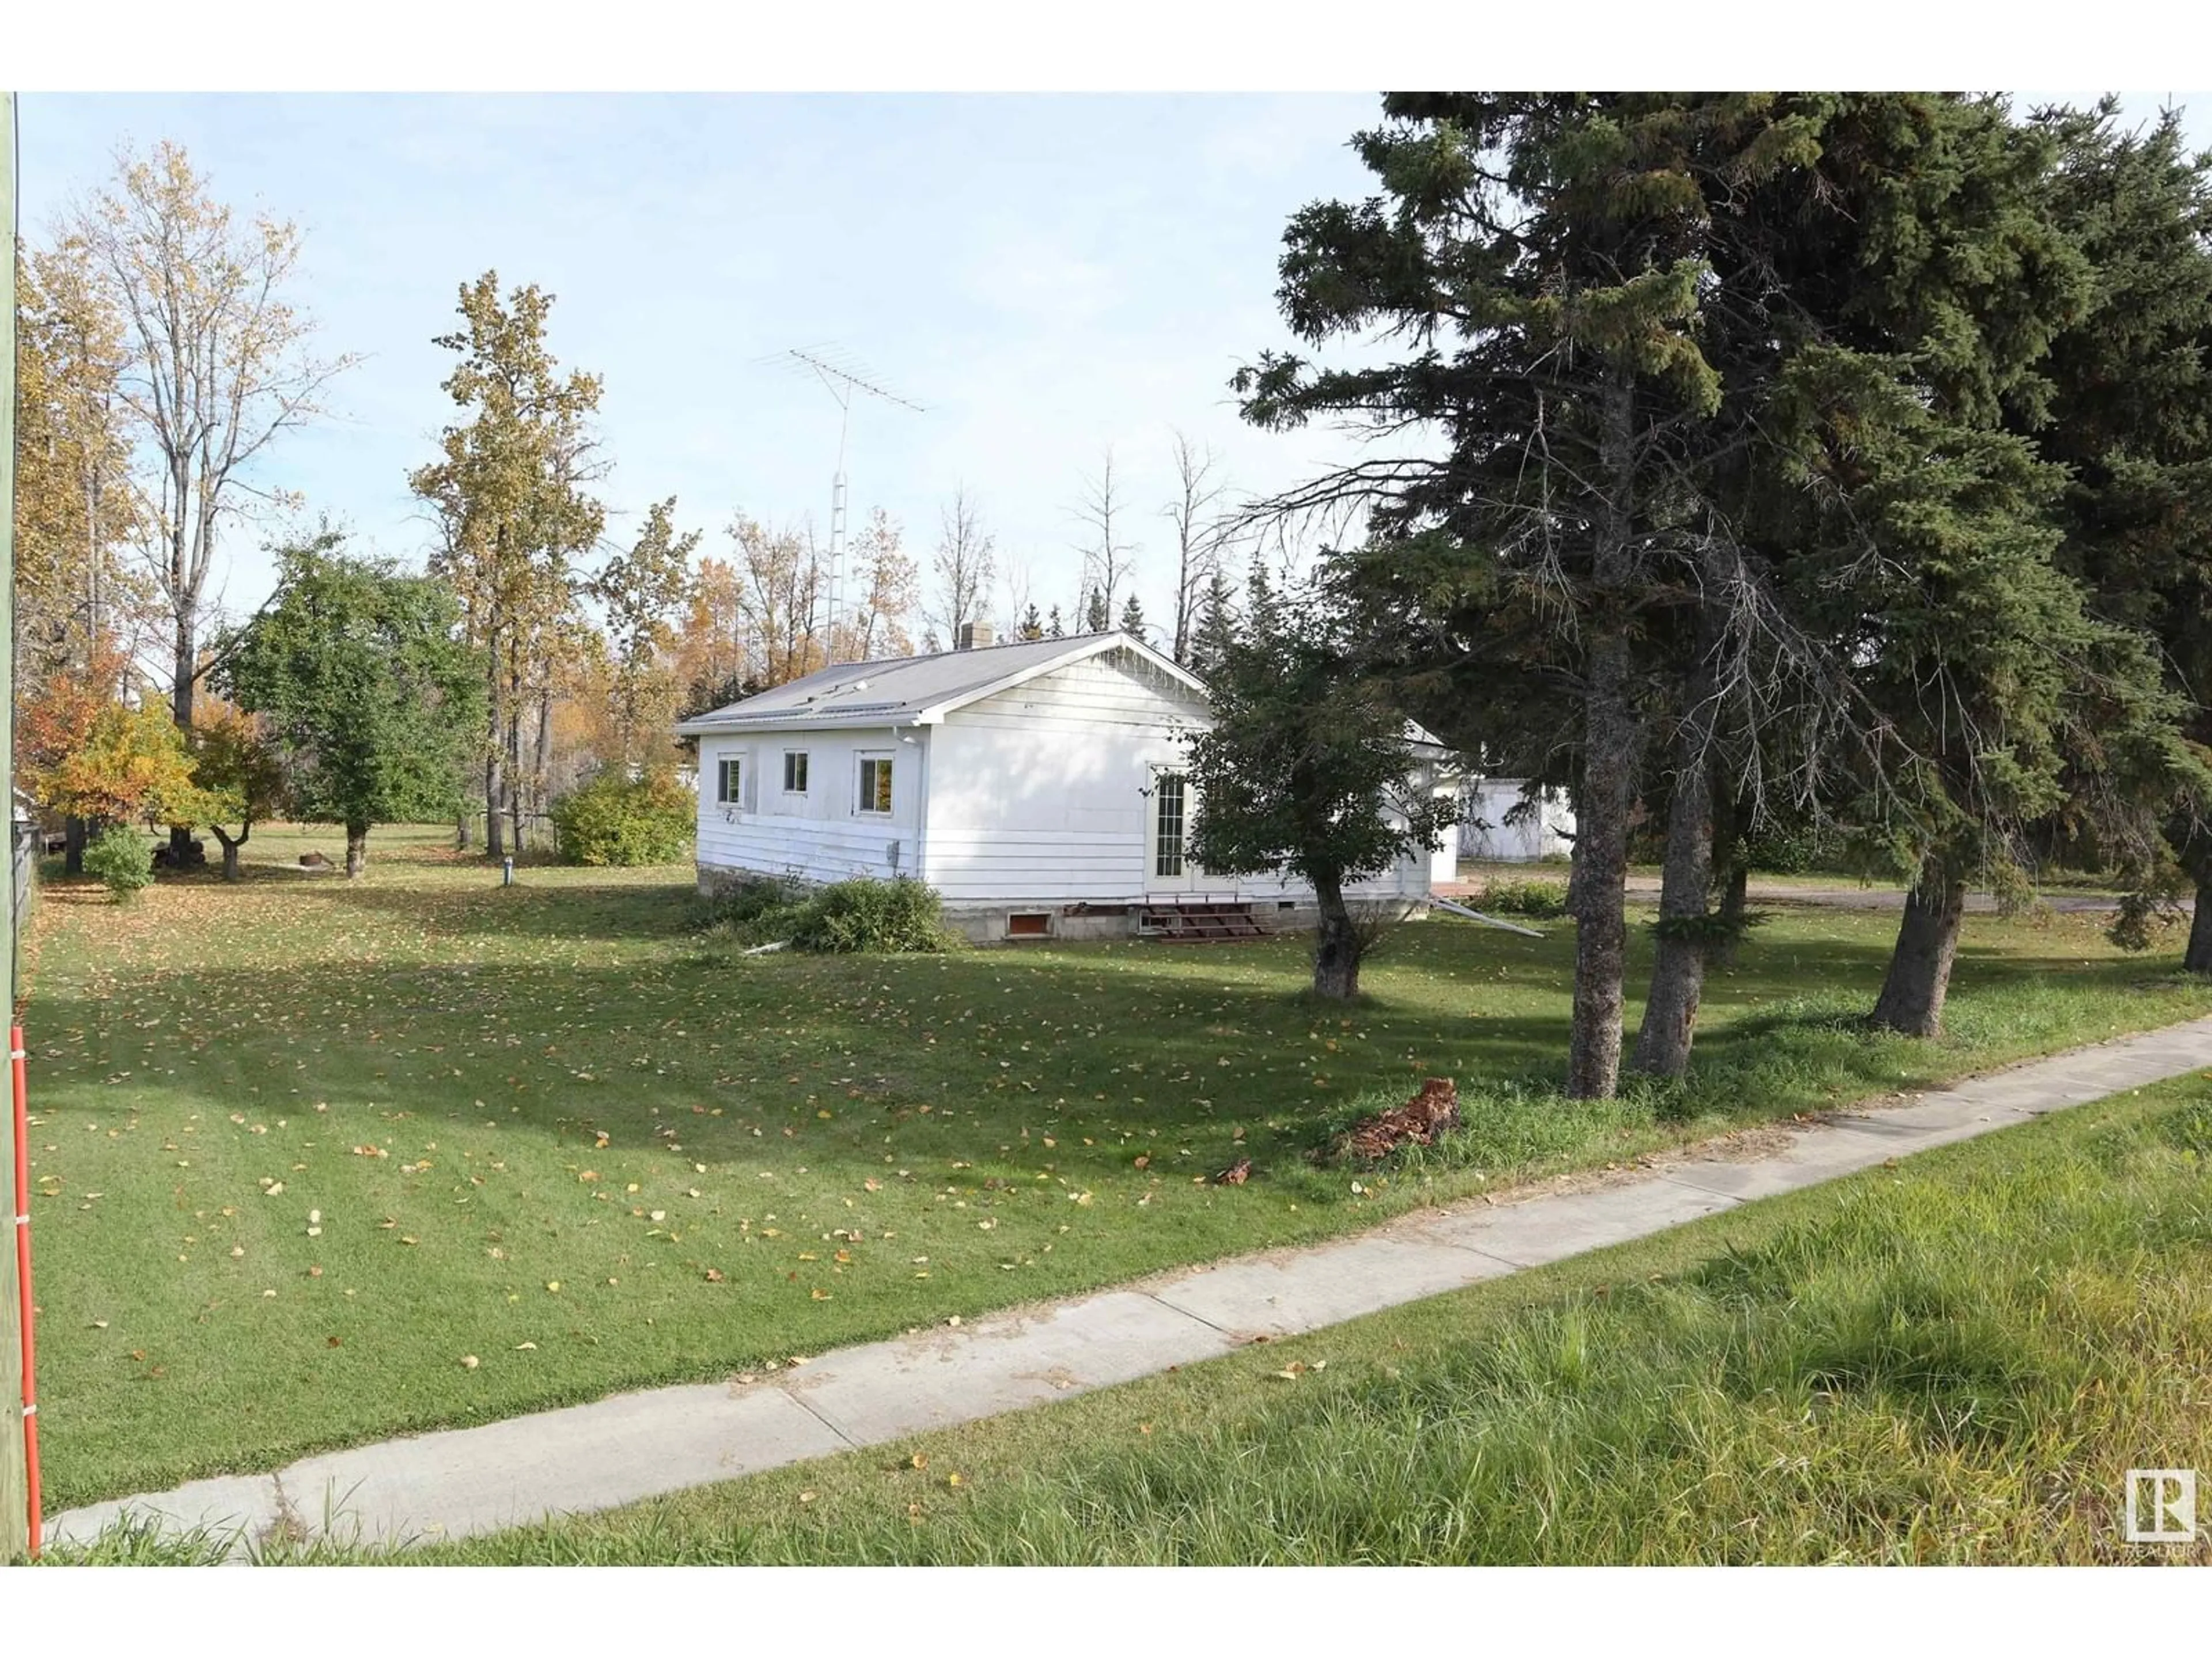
[676,627,1459,944]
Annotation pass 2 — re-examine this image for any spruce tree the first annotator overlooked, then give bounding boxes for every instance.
[1084,588,1111,633]
[1703,97,2199,1034]
[1017,603,1045,642]
[1046,605,1065,639]
[1183,578,1456,999]
[1118,593,1147,642]
[1188,569,1237,681]
[1244,92,2200,1066]
[1241,94,1767,1097]
[2027,101,2212,971]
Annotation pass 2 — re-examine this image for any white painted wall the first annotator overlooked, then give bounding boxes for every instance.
[922,651,1199,904]
[695,646,1437,907]
[1458,779,1575,862]
[925,649,1427,907]
[695,725,925,884]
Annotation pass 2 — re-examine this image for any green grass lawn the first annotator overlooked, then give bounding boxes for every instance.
[22,824,2212,1514]
[56,1073,2212,1565]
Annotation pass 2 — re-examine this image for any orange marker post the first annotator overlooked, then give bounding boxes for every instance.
[12,1025,37,1555]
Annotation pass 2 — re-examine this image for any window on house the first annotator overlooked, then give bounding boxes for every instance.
[857,756,894,815]
[1154,772,1186,877]
[782,751,809,793]
[717,756,744,806]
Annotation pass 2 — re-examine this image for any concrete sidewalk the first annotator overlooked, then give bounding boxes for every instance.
[47,1014,2212,1556]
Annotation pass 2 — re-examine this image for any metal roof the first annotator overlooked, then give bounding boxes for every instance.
[675,631,1211,736]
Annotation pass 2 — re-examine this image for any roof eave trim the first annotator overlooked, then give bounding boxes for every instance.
[674,711,926,737]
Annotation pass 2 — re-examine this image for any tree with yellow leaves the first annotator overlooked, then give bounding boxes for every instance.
[672,554,751,720]
[188,701,287,880]
[728,514,826,688]
[410,271,605,857]
[593,497,699,772]
[28,699,214,836]
[62,141,355,866]
[12,244,145,690]
[834,507,918,662]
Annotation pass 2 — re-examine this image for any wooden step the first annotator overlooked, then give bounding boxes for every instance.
[1137,902,1267,943]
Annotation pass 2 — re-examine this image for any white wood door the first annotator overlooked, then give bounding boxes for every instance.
[1147,771,1198,893]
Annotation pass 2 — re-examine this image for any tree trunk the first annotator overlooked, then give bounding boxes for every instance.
[1311,872,1362,999]
[508,705,525,856]
[484,751,505,859]
[2185,876,2212,975]
[64,815,86,877]
[210,823,244,881]
[345,821,369,880]
[171,600,198,862]
[1633,729,1715,1080]
[1717,858,1749,967]
[533,688,553,819]
[455,813,472,853]
[483,623,506,858]
[1711,785,1749,971]
[1567,369,1643,1100]
[505,636,526,854]
[1870,868,1967,1037]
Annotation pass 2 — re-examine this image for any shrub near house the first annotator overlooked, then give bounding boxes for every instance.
[550,770,696,866]
[695,874,957,953]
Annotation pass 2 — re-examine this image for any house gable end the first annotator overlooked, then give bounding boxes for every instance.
[944,643,1213,733]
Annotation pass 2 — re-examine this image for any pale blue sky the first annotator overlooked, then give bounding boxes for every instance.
[17,91,2211,641]
[17,92,1391,636]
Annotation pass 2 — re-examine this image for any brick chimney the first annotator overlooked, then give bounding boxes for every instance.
[956,620,994,651]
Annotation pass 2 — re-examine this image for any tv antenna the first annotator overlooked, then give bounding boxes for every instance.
[757,345,926,664]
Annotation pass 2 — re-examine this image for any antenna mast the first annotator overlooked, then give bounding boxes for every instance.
[765,346,925,665]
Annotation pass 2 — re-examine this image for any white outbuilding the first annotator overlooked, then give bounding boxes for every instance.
[676,627,1457,944]
[1457,777,1577,863]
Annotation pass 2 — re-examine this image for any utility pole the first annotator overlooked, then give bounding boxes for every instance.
[1,87,30,1563]
[766,347,923,665]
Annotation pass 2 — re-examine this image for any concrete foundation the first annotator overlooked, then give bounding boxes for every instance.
[695,864,1427,946]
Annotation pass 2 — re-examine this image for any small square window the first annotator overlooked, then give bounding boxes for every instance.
[717,756,744,805]
[783,751,809,793]
[857,756,893,815]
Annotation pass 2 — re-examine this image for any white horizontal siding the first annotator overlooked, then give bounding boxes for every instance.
[926,828,1143,902]
[955,650,1209,734]
[695,726,921,885]
[925,650,1432,905]
[697,810,917,884]
[694,646,1433,907]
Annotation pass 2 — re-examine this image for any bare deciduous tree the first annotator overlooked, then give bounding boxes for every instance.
[1163,430,1230,664]
[729,514,827,687]
[998,555,1035,642]
[929,484,997,641]
[838,507,918,661]
[69,142,357,755]
[1073,447,1138,622]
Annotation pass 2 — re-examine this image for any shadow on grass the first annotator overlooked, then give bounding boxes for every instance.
[25,908,2201,1189]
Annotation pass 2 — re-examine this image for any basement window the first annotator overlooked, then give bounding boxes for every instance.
[1007,912,1051,939]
